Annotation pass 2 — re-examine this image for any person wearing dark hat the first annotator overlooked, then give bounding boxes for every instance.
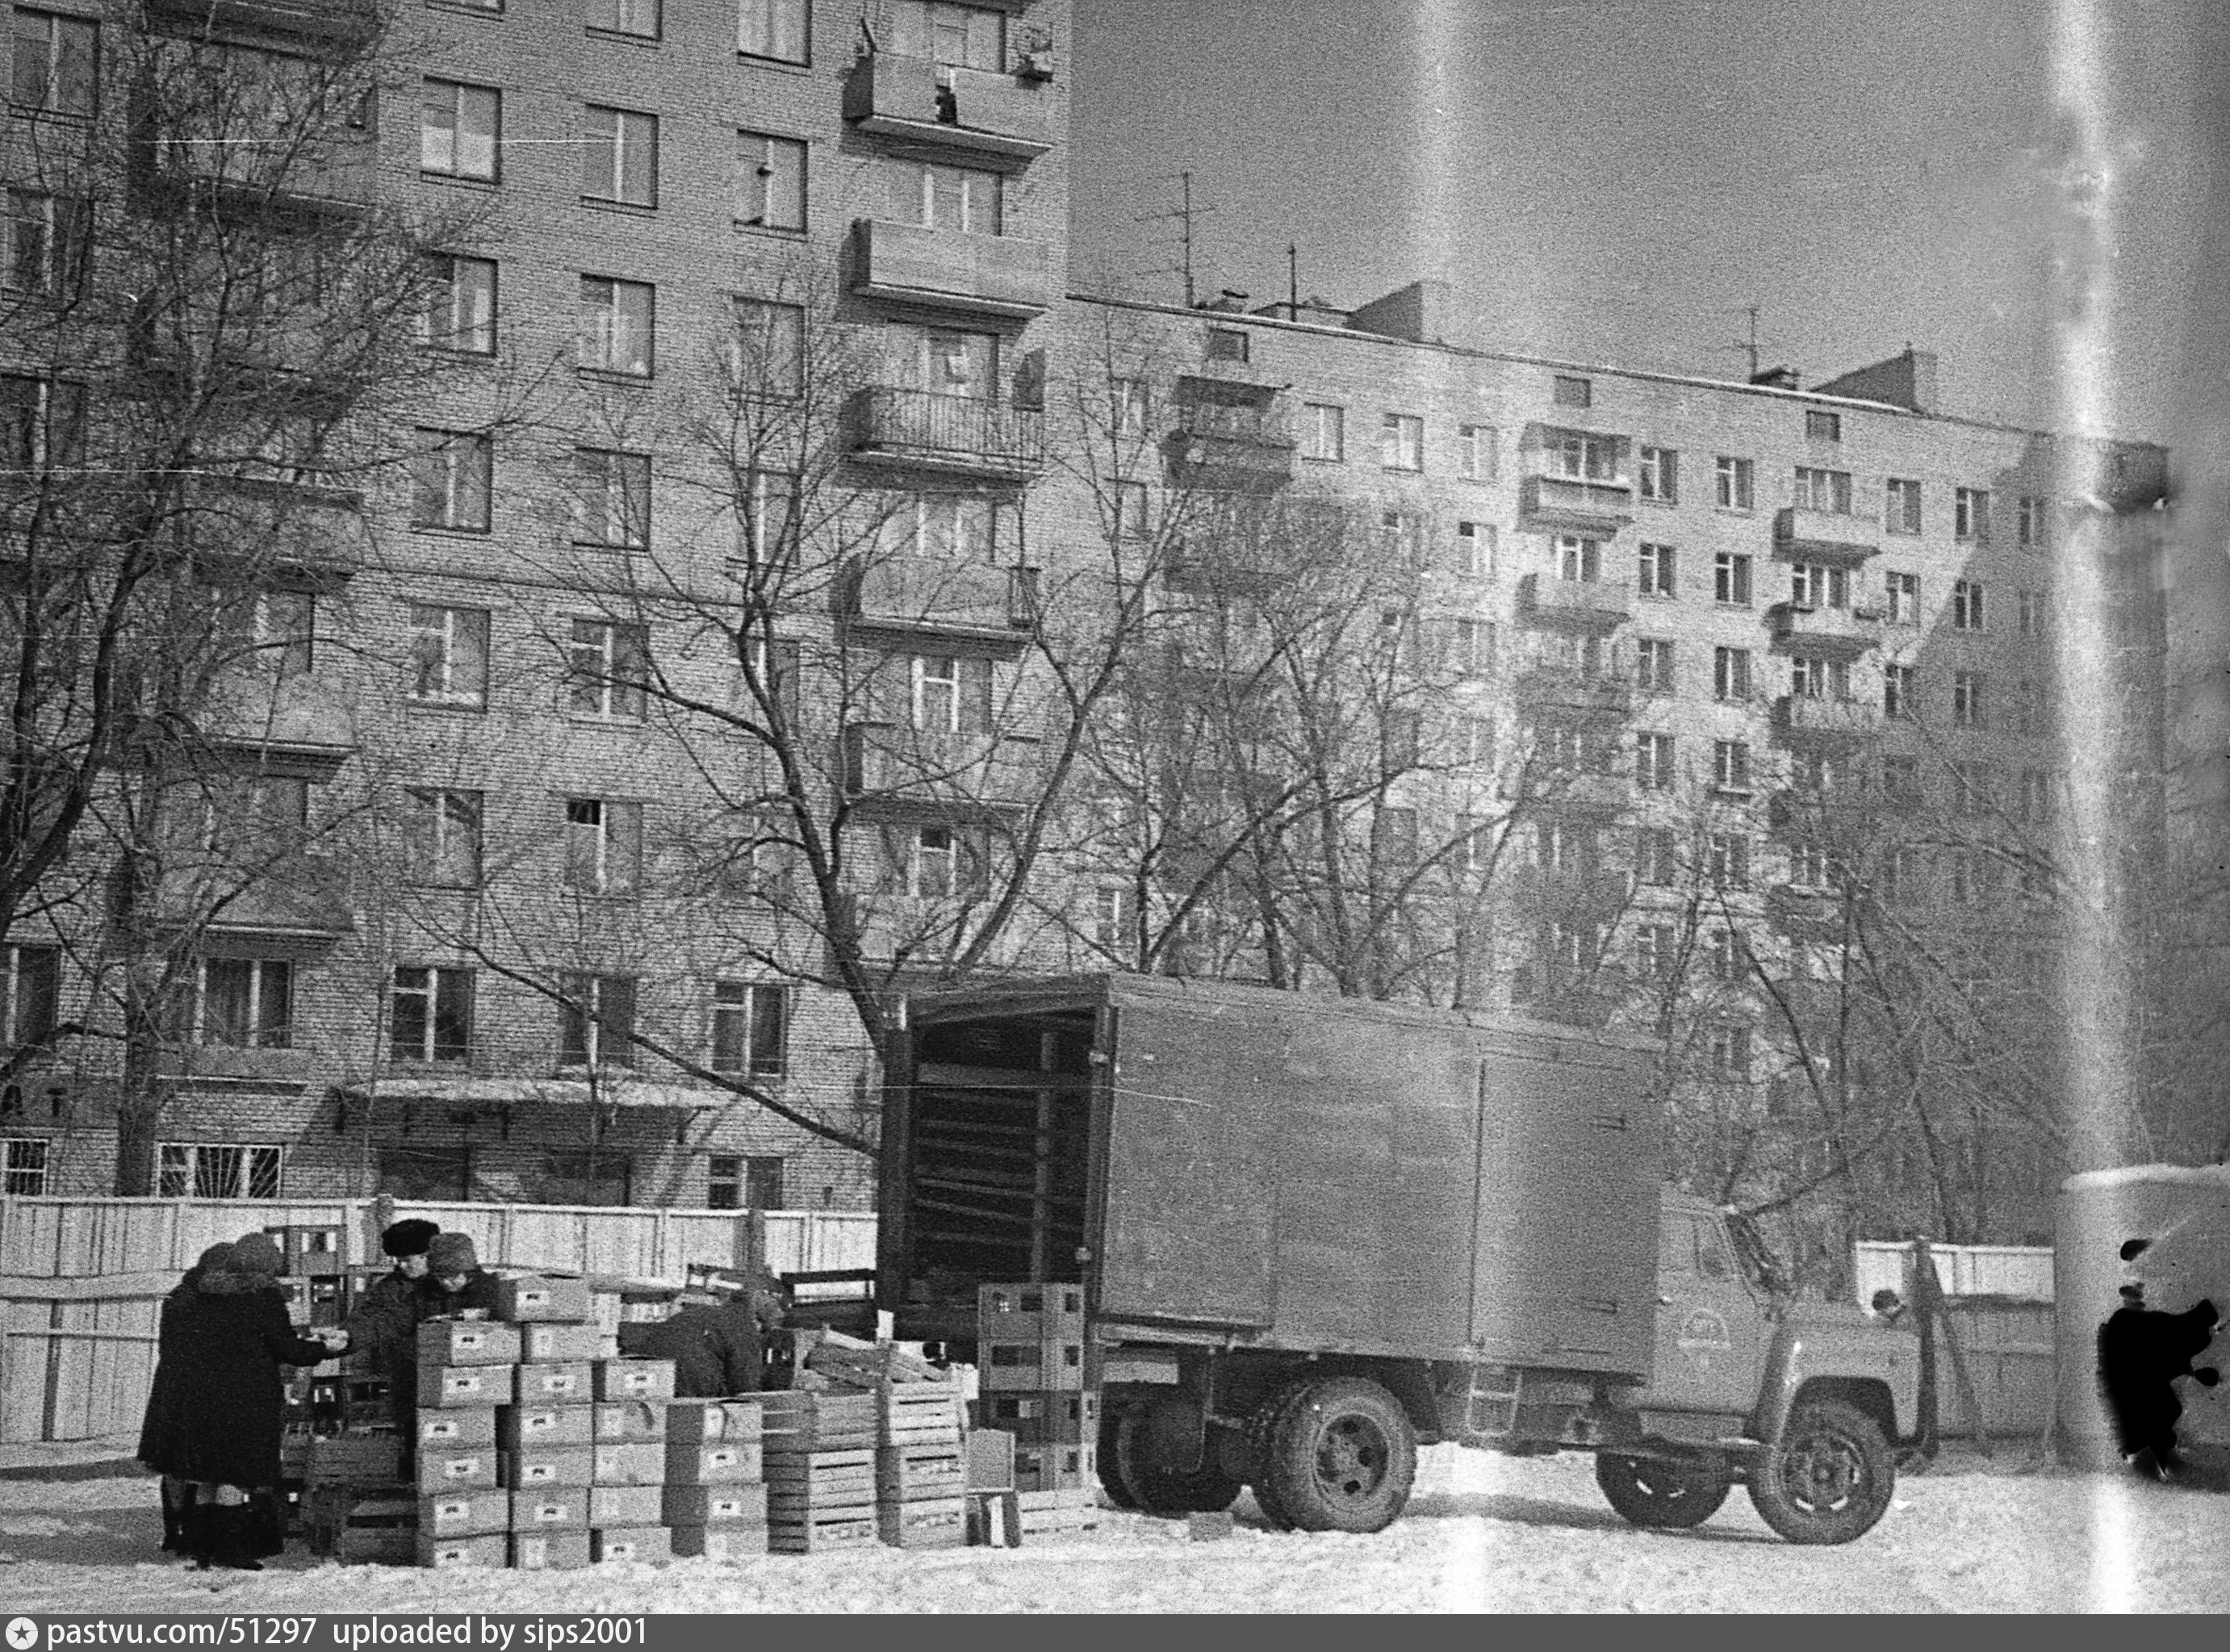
[136,1232,337,1570]
[144,1242,236,1556]
[416,1232,502,1318]
[337,1219,441,1449]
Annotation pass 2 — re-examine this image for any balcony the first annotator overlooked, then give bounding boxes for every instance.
[1519,770,1632,814]
[158,849,354,939]
[1768,600,1883,655]
[845,387,1046,483]
[1504,864,1631,914]
[1520,572,1630,629]
[1772,694,1882,746]
[843,53,1056,161]
[842,722,1044,811]
[189,475,369,587]
[144,0,381,50]
[1519,474,1634,536]
[851,220,1052,320]
[1773,506,1880,566]
[1768,882,1846,936]
[1513,665,1633,717]
[842,555,1039,641]
[1161,395,1296,491]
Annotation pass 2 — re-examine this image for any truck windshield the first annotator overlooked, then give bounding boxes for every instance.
[1725,1210,1789,1296]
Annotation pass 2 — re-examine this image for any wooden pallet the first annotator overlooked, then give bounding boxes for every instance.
[875,1445,964,1503]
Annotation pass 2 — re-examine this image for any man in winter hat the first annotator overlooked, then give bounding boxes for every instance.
[419,1232,501,1318]
[337,1219,442,1448]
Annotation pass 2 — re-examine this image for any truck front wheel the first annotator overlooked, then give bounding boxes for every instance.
[1747,1398,1895,1545]
[1261,1375,1417,1533]
[1593,1451,1732,1529]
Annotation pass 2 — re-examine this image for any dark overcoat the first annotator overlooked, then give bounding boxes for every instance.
[621,1301,764,1397]
[137,1269,332,1489]
[343,1268,426,1428]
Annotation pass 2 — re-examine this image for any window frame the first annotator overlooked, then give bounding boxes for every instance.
[578,274,656,378]
[420,78,501,182]
[737,128,807,232]
[566,619,650,721]
[4,186,90,295]
[1302,402,1345,463]
[563,796,644,895]
[581,103,659,208]
[405,603,491,709]
[1457,422,1496,482]
[737,0,810,64]
[421,253,497,355]
[557,972,638,1069]
[1637,542,1676,598]
[410,429,493,533]
[1637,444,1677,504]
[571,446,652,550]
[1713,550,1752,607]
[1713,454,1754,512]
[10,7,96,119]
[391,964,475,1064]
[709,980,789,1078]
[1379,412,1424,473]
[2,1135,48,1195]
[157,1141,283,1200]
[195,959,294,1049]
[592,0,661,37]
[403,786,483,887]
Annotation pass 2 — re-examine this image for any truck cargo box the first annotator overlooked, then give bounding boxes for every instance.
[879,974,1661,1378]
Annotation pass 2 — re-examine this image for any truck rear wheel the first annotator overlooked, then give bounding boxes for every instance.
[1261,1375,1416,1533]
[1112,1397,1241,1516]
[1747,1398,1895,1545]
[1096,1403,1142,1510]
[1593,1451,1732,1529]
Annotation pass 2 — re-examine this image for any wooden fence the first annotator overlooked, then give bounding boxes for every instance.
[0,1196,879,1443]
[1851,1240,2056,1440]
[1851,1240,2055,1305]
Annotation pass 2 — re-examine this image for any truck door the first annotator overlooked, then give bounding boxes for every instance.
[1635,1209,1771,1414]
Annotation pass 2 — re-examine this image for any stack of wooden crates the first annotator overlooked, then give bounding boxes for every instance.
[271,1223,352,1516]
[973,1284,1100,1537]
[757,1370,968,1553]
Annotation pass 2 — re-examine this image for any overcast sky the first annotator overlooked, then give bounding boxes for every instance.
[1068,0,2225,450]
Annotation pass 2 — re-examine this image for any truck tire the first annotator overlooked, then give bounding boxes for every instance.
[1260,1375,1417,1533]
[1113,1397,1243,1516]
[1097,1403,1143,1510]
[1593,1451,1732,1530]
[1747,1398,1896,1545]
[1244,1382,1313,1531]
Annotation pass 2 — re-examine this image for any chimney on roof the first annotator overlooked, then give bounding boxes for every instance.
[1346,280,1450,345]
[1813,346,1939,413]
[1750,366,1800,390]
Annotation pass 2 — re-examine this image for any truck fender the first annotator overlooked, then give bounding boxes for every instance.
[1753,1326,1918,1445]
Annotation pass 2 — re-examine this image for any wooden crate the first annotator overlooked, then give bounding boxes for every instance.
[979,1339,1085,1392]
[880,1380,964,1447]
[760,1391,877,1451]
[766,1511,880,1554]
[306,1433,404,1487]
[764,1448,877,1513]
[1018,1487,1101,1537]
[876,1445,964,1503]
[975,1390,1098,1446]
[877,1496,967,1550]
[1014,1442,1097,1494]
[976,1284,1085,1342]
[304,1487,415,1565]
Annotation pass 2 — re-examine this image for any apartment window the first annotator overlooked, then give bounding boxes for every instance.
[595,0,659,36]
[1804,408,1841,442]
[1952,579,1985,631]
[1544,429,1620,482]
[2018,588,2047,637]
[885,157,998,232]
[1551,374,1592,408]
[567,620,649,720]
[1301,403,1344,462]
[573,448,651,549]
[421,254,496,354]
[1789,654,1849,701]
[910,653,992,733]
[1637,543,1675,598]
[391,967,473,1063]
[1380,412,1424,472]
[404,788,483,886]
[1793,466,1852,514]
[737,130,806,231]
[0,373,83,470]
[1708,1024,1751,1081]
[1885,478,1921,535]
[2017,496,2047,551]
[1453,521,1493,580]
[1712,552,1751,606]
[225,588,316,676]
[710,981,787,1077]
[1955,487,1989,541]
[579,276,655,377]
[2,943,58,1048]
[1885,571,1919,625]
[1635,638,1675,695]
[1635,922,1675,981]
[1790,563,1848,609]
[1457,423,1496,481]
[2019,767,2056,823]
[405,604,490,708]
[1788,842,1826,889]
[1882,755,1920,806]
[737,470,800,572]
[421,80,500,180]
[1450,619,1493,680]
[1637,732,1675,791]
[1460,716,1496,770]
[1092,886,1128,954]
[730,297,805,397]
[1635,826,1678,885]
[1707,832,1750,890]
[563,797,643,895]
[1713,740,1751,793]
[1106,377,1150,441]
[411,429,492,531]
[1204,327,1248,363]
[4,187,88,295]
[1712,646,1751,702]
[1637,445,1677,503]
[1713,455,1754,511]
[737,0,809,62]
[1952,670,1985,729]
[887,0,1006,69]
[2,1136,47,1195]
[558,973,637,1068]
[582,106,658,207]
[1883,663,1917,719]
[198,960,292,1048]
[1554,535,1600,583]
[10,7,94,117]
[899,823,982,899]
[158,1144,282,1200]
[1708,928,1742,983]
[706,1154,742,1209]
[1953,763,1994,817]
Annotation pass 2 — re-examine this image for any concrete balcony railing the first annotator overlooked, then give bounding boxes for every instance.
[1772,693,1882,745]
[198,671,358,772]
[1503,864,1632,914]
[842,721,1044,809]
[843,53,1056,161]
[1519,473,1634,535]
[1162,400,1297,491]
[157,849,354,939]
[1513,665,1634,716]
[1773,505,1881,566]
[845,387,1047,482]
[1520,572,1631,629]
[851,220,1052,320]
[145,0,381,49]
[1516,769,1632,813]
[1768,600,1885,654]
[1768,881,1847,935]
[842,555,1040,638]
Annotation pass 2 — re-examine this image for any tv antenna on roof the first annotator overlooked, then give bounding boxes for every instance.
[1135,171,1215,309]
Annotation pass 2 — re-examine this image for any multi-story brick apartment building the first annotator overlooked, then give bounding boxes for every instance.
[0,0,2169,1248]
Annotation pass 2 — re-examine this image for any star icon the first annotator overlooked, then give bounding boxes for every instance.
[6,1617,40,1650]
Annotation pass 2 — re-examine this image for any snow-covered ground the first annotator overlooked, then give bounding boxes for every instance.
[2,1438,2227,1613]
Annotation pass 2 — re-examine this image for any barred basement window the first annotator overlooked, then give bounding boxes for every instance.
[2,1136,48,1195]
[158,1142,282,1199]
[706,1154,743,1210]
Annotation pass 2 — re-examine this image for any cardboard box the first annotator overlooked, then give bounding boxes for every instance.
[417,1533,507,1570]
[499,1446,593,1489]
[508,1532,592,1570]
[416,1407,499,1449]
[420,1366,508,1409]
[508,1491,588,1532]
[417,1490,508,1539]
[594,1359,676,1402]
[592,1400,667,1443]
[667,1523,768,1561]
[587,1484,664,1528]
[662,1483,768,1527]
[665,1439,762,1484]
[417,1321,522,1367]
[494,1277,593,1324]
[665,1399,764,1449]
[591,1527,672,1564]
[513,1361,594,1406]
[498,1405,593,1450]
[413,1448,499,1492]
[519,1324,603,1363]
[592,1441,666,1486]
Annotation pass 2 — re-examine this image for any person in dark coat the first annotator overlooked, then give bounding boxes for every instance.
[416,1232,503,1319]
[336,1219,440,1450]
[2098,1278,2221,1480]
[622,1292,768,1397]
[137,1232,336,1569]
[148,1243,236,1555]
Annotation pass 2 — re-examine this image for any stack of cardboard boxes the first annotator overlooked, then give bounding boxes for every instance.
[973,1285,1101,1537]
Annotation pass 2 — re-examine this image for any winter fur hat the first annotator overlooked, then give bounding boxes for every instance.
[190,1242,234,1276]
[382,1219,440,1260]
[229,1232,284,1278]
[426,1232,479,1275]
